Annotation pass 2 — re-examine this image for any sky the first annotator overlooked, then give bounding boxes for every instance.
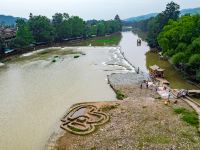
[1,0,200,20]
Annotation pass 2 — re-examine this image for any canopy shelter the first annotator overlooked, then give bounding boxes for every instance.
[149,65,165,78]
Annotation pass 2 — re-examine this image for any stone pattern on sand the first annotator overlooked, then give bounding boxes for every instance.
[51,72,200,150]
[60,104,109,135]
[57,98,200,150]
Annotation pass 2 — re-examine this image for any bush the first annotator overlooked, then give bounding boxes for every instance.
[116,90,126,100]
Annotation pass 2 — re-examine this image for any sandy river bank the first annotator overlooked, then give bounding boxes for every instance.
[50,72,200,150]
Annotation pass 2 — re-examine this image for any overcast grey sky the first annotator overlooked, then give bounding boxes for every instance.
[1,0,200,20]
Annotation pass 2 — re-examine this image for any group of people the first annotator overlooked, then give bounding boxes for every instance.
[140,80,177,104]
[139,78,191,106]
[140,80,149,89]
[177,89,188,98]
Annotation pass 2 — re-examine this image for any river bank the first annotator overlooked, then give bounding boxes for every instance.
[50,72,200,150]
[46,32,200,150]
[0,33,121,63]
[1,31,199,149]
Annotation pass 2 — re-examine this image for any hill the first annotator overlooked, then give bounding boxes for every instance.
[124,7,200,22]
[181,7,200,15]
[124,13,158,22]
[0,15,26,26]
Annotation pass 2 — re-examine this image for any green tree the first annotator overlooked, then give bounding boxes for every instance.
[172,52,186,65]
[52,13,72,41]
[28,15,55,43]
[147,1,180,48]
[97,22,106,36]
[69,16,85,37]
[15,19,34,47]
[52,13,63,25]
[114,14,122,31]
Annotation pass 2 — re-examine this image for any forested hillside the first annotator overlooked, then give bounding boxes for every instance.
[0,15,26,26]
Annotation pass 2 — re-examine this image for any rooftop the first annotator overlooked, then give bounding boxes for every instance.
[150,64,165,72]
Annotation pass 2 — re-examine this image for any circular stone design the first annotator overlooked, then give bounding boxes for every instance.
[60,104,109,135]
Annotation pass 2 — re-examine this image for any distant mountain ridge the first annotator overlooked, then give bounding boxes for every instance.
[0,15,26,26]
[124,7,200,22]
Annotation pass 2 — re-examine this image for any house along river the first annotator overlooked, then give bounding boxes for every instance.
[0,31,149,150]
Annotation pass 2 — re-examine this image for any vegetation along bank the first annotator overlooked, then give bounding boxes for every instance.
[0,13,122,60]
[132,1,200,84]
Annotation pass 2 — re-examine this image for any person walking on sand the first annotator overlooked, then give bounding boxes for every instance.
[140,83,143,89]
[146,81,148,89]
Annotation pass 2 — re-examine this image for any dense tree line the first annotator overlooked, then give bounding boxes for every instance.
[132,1,200,82]
[17,13,121,45]
[158,14,200,81]
[0,13,122,56]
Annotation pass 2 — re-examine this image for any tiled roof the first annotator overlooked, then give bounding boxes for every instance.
[0,27,16,39]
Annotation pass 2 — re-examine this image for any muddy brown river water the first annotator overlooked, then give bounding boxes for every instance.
[120,31,149,73]
[0,32,148,150]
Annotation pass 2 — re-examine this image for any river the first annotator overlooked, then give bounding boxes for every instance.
[120,31,149,73]
[0,32,147,150]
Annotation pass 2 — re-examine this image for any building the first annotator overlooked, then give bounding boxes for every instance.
[149,65,170,86]
[0,27,16,49]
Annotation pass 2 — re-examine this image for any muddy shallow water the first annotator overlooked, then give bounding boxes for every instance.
[0,31,149,150]
[120,31,149,73]
[0,46,133,150]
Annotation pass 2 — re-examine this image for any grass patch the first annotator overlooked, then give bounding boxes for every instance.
[144,135,171,144]
[101,105,118,112]
[68,126,83,133]
[116,90,126,100]
[181,131,197,143]
[67,33,122,46]
[146,51,198,89]
[174,107,199,127]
